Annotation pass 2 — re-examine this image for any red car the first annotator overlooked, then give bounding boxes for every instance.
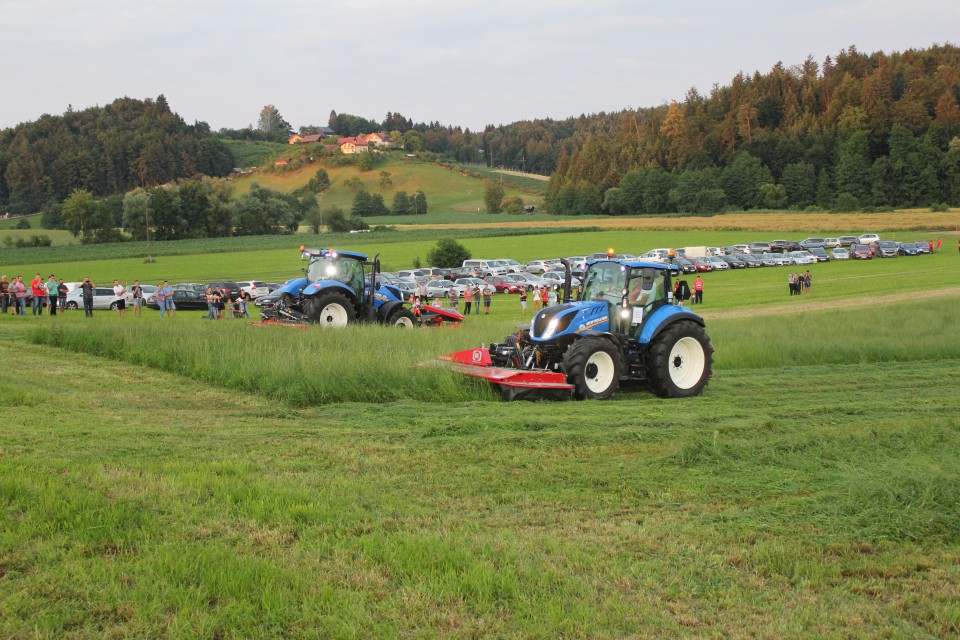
[850,244,873,260]
[484,276,523,293]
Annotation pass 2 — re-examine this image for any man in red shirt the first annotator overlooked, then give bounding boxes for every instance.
[30,273,45,316]
[693,276,704,305]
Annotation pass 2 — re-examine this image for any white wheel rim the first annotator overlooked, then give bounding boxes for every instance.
[317,303,349,327]
[394,315,415,328]
[584,351,616,394]
[669,337,705,389]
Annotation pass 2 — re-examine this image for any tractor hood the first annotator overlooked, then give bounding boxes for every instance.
[302,280,356,297]
[277,278,309,296]
[530,301,610,342]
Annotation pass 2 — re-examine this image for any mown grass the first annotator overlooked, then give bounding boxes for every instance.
[1,317,958,637]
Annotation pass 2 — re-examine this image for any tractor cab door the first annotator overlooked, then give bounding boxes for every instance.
[624,268,670,336]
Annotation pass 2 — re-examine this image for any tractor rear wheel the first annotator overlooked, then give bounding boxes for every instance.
[646,321,713,398]
[303,292,355,327]
[562,337,622,400]
[389,308,418,328]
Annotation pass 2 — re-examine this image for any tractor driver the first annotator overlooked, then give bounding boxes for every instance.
[628,269,660,308]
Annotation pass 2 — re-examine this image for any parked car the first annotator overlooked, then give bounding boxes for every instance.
[769,240,800,253]
[875,240,899,258]
[64,287,124,310]
[729,244,751,254]
[205,281,241,301]
[425,279,466,297]
[748,242,772,254]
[784,251,817,265]
[734,253,763,269]
[394,279,418,297]
[484,276,524,293]
[799,237,827,250]
[510,272,551,288]
[720,254,747,268]
[541,271,582,288]
[837,236,859,247]
[145,288,208,311]
[454,278,496,295]
[850,244,873,259]
[823,238,841,248]
[914,241,932,254]
[124,283,158,305]
[704,256,730,270]
[809,247,830,262]
[674,257,699,274]
[831,247,850,260]
[898,242,920,256]
[858,233,881,244]
[236,280,270,298]
[461,260,508,277]
[525,259,561,274]
[692,257,715,272]
[757,253,781,267]
[495,259,527,273]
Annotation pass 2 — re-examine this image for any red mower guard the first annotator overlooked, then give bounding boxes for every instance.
[438,347,574,401]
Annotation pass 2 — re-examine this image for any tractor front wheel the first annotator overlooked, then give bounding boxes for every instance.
[563,337,622,400]
[646,322,713,398]
[389,308,419,328]
[303,292,355,327]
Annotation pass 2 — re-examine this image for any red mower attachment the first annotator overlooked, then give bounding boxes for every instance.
[438,347,574,401]
[414,305,464,327]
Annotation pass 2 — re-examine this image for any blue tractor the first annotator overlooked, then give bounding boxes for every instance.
[444,258,713,400]
[263,249,418,327]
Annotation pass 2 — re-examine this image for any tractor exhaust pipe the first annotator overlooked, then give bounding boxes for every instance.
[559,258,573,303]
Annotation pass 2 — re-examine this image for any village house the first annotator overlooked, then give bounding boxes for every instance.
[336,132,393,154]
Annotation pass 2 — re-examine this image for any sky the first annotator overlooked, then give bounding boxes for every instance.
[1,0,958,133]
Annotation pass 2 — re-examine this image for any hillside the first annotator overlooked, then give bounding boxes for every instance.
[230,153,544,220]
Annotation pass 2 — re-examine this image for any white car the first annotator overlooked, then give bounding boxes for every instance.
[495,259,527,273]
[124,283,158,305]
[454,278,496,295]
[705,256,731,270]
[64,286,124,310]
[831,247,850,260]
[525,259,561,274]
[784,251,818,265]
[541,271,582,288]
[823,238,841,248]
[858,233,881,244]
[425,279,467,297]
[236,280,270,299]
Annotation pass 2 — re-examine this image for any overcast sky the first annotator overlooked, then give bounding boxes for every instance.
[1,1,958,133]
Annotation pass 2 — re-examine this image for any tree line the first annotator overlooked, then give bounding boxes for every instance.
[0,96,234,214]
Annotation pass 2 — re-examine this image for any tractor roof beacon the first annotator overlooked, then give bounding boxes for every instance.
[260,248,420,328]
[441,258,714,400]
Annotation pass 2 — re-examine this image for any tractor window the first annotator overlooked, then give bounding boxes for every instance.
[581,262,625,303]
[308,257,364,292]
[626,268,667,311]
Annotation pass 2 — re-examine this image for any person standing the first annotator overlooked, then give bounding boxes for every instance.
[238,288,251,318]
[204,286,217,320]
[417,280,428,307]
[547,287,557,307]
[30,273,45,316]
[13,276,28,315]
[80,278,95,317]
[463,285,472,315]
[540,286,548,309]
[45,274,57,316]
[935,238,941,253]
[482,287,492,315]
[157,281,172,318]
[804,270,812,295]
[447,286,459,312]
[0,275,9,315]
[788,273,795,296]
[57,279,69,313]
[532,285,541,311]
[112,279,126,317]
[519,288,527,315]
[130,280,143,317]
[693,276,704,305]
[213,286,225,319]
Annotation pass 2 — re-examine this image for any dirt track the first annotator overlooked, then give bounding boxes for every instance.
[697,287,960,320]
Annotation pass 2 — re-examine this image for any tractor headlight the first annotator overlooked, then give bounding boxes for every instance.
[620,307,630,320]
[540,317,560,340]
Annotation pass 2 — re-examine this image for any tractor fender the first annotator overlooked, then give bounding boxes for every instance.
[637,306,705,345]
[301,280,357,302]
[376,300,404,322]
[277,277,309,296]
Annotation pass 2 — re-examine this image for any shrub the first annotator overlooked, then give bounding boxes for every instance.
[426,239,471,268]
[931,202,950,212]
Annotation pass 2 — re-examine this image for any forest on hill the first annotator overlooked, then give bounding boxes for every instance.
[0,96,233,213]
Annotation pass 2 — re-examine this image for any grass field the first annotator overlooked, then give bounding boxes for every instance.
[1,298,958,637]
[2,216,960,637]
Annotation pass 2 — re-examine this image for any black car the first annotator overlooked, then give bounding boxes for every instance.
[205,281,241,301]
[720,254,747,268]
[145,289,208,311]
[769,240,801,253]
[674,258,699,274]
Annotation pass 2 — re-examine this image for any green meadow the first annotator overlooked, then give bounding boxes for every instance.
[2,224,959,637]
